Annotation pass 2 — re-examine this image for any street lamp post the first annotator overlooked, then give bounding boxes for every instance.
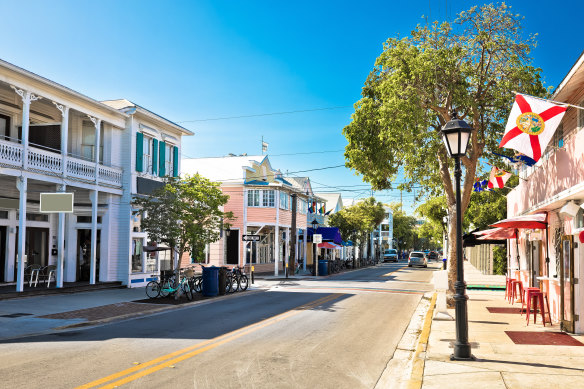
[441,113,474,361]
[311,219,319,276]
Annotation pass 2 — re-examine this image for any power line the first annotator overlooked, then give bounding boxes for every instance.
[178,106,353,123]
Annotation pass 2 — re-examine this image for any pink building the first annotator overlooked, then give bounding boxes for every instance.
[181,155,311,275]
[507,52,584,333]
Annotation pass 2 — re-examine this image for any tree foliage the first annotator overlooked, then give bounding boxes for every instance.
[387,203,417,251]
[343,3,547,292]
[328,197,385,258]
[132,174,234,275]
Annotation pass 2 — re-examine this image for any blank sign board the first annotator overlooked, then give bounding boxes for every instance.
[40,193,74,213]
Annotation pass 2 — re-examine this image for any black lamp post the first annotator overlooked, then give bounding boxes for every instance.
[311,219,319,276]
[441,113,474,361]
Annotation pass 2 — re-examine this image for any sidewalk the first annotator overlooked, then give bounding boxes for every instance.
[419,262,584,388]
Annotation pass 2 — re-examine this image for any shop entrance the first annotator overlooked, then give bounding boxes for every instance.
[0,226,6,281]
[225,230,239,265]
[561,235,575,333]
[77,229,100,282]
[528,240,541,287]
[13,227,49,279]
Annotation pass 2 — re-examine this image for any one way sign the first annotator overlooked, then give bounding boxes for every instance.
[242,235,261,242]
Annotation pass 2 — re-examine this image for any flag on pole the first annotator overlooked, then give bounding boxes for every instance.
[499,94,567,162]
[487,167,512,189]
[262,141,268,153]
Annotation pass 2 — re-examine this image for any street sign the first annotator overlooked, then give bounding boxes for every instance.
[313,234,322,244]
[242,234,261,242]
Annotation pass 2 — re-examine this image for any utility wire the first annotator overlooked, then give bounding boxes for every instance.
[178,106,353,123]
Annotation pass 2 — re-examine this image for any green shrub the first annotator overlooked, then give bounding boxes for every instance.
[493,245,507,275]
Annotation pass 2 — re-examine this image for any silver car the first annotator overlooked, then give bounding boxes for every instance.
[408,251,428,268]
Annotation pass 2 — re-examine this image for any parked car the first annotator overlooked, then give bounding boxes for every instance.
[428,251,438,260]
[383,249,398,262]
[408,251,428,268]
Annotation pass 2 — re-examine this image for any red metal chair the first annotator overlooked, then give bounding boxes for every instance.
[521,287,539,316]
[505,277,516,302]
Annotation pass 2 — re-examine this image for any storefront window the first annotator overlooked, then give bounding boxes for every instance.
[132,238,143,272]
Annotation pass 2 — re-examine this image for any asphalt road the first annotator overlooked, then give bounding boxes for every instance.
[0,261,437,389]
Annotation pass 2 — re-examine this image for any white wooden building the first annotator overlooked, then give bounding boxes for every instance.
[0,60,192,291]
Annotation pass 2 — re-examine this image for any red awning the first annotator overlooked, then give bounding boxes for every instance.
[478,227,518,240]
[489,213,547,230]
[473,228,501,236]
[318,242,340,249]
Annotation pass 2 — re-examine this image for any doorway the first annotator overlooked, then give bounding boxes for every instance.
[560,235,575,333]
[226,230,239,265]
[529,240,541,287]
[13,227,49,279]
[77,229,100,282]
[0,226,6,281]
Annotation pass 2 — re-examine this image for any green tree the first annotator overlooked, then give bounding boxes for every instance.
[132,174,234,287]
[328,197,385,265]
[343,3,546,293]
[466,175,519,230]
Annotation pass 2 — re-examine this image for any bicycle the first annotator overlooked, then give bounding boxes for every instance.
[228,266,248,292]
[146,269,193,300]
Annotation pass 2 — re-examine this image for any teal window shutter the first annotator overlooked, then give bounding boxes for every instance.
[152,138,159,175]
[159,141,166,177]
[173,146,179,177]
[136,132,143,172]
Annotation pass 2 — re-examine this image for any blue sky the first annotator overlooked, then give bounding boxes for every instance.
[1,0,582,214]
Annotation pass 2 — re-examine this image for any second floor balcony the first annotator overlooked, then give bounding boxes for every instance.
[0,137,122,187]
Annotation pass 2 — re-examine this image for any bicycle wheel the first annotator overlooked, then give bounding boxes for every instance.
[159,278,173,298]
[145,281,161,298]
[223,274,231,293]
[239,275,249,291]
[194,276,202,293]
[183,282,193,301]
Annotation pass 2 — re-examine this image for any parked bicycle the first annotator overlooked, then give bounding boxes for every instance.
[227,266,248,292]
[145,268,194,300]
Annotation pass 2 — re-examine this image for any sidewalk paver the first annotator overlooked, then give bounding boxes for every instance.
[420,262,584,388]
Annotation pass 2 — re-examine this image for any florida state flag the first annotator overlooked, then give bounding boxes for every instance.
[487,167,512,189]
[499,94,567,161]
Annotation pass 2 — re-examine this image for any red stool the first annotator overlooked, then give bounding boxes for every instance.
[510,280,523,305]
[521,287,539,316]
[505,278,516,302]
[525,290,547,326]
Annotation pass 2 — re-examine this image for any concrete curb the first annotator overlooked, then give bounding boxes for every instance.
[374,291,436,389]
[408,292,437,389]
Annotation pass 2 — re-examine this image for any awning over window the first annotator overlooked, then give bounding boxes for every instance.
[318,242,341,249]
[478,227,518,240]
[489,213,547,230]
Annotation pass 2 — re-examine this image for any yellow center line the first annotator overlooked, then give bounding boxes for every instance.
[77,293,343,389]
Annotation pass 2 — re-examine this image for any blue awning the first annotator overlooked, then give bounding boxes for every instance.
[307,227,342,244]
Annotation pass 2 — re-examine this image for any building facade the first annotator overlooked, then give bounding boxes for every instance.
[181,155,309,275]
[0,60,191,291]
[506,52,584,333]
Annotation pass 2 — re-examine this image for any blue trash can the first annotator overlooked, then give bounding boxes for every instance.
[318,260,328,276]
[202,266,219,297]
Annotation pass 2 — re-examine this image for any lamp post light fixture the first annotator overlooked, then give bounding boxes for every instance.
[441,113,474,361]
[311,219,319,276]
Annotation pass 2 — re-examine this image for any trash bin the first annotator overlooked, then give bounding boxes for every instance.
[318,260,328,276]
[442,258,447,270]
[202,266,219,297]
[218,267,227,295]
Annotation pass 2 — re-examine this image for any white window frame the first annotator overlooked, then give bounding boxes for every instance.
[248,189,260,207]
[280,192,289,210]
[262,190,275,207]
[165,142,174,176]
[143,134,153,173]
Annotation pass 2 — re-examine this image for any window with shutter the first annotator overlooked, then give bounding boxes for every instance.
[173,146,179,177]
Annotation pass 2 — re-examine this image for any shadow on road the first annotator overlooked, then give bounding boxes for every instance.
[0,290,354,345]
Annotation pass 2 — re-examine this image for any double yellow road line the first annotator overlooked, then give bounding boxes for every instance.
[77,293,343,389]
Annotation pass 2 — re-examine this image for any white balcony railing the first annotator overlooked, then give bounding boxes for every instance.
[0,139,122,188]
